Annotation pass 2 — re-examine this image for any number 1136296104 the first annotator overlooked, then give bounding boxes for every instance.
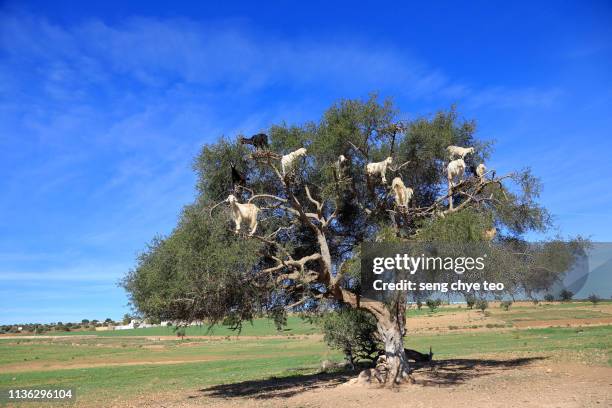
[2,388,75,401]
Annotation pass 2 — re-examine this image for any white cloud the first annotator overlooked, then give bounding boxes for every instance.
[1,13,562,110]
[0,261,130,282]
[0,10,574,323]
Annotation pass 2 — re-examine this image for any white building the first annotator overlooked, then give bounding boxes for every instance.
[114,319,159,330]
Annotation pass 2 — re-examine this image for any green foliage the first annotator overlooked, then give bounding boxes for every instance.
[465,294,476,309]
[418,208,493,242]
[486,170,552,235]
[500,300,513,311]
[588,293,601,305]
[121,206,262,328]
[193,137,253,202]
[124,95,585,331]
[544,294,555,302]
[426,298,442,312]
[519,239,589,297]
[560,290,574,302]
[175,327,186,340]
[476,299,489,312]
[270,307,288,331]
[319,308,380,367]
[397,107,489,207]
[55,323,70,332]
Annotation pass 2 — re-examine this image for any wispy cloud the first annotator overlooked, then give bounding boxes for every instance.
[0,10,575,323]
[0,261,130,282]
[1,13,561,111]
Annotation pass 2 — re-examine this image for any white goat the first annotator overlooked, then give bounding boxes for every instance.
[335,155,348,180]
[447,158,466,187]
[226,194,259,236]
[366,157,393,184]
[281,147,307,176]
[476,163,486,180]
[447,145,475,159]
[391,177,413,207]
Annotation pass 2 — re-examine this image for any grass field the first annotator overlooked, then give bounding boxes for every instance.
[1,302,611,407]
[39,315,320,337]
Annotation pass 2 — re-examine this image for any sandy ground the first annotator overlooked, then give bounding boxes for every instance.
[406,303,612,333]
[512,317,612,328]
[120,358,612,408]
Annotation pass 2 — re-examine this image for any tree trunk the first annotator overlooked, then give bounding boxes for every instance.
[331,289,411,385]
[376,302,410,385]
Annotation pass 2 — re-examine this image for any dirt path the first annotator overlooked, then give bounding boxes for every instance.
[2,351,320,373]
[120,359,612,408]
[512,317,612,328]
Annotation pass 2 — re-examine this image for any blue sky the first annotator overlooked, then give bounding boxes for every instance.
[1,1,611,324]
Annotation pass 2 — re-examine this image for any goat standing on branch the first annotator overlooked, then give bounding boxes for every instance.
[281,147,307,176]
[447,158,466,188]
[446,158,466,211]
[447,145,474,160]
[227,194,259,236]
[334,154,350,182]
[366,156,393,184]
[240,133,269,150]
[391,177,413,208]
[125,98,585,389]
[230,162,247,189]
[476,163,487,180]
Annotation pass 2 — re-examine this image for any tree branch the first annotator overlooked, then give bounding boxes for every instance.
[304,185,323,212]
[348,140,368,159]
[389,161,411,172]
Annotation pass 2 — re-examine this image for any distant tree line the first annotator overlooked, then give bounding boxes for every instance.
[0,318,118,334]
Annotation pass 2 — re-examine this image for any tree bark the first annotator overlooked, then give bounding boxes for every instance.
[329,286,411,385]
[271,173,413,386]
[376,302,410,385]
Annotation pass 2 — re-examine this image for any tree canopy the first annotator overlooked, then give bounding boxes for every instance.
[122,95,583,384]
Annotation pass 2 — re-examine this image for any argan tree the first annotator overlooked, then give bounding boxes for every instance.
[123,95,582,385]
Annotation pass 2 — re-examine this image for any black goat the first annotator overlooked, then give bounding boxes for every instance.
[404,346,433,362]
[375,346,433,365]
[240,133,268,150]
[230,162,247,187]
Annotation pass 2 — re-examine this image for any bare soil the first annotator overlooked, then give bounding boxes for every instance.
[122,358,612,408]
[2,351,318,373]
[407,310,505,333]
[512,317,612,328]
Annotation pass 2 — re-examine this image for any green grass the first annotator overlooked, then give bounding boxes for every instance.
[2,303,611,406]
[36,316,319,337]
[0,336,335,407]
[407,325,612,361]
[0,337,326,367]
[2,325,610,407]
[24,302,610,337]
[0,349,330,407]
